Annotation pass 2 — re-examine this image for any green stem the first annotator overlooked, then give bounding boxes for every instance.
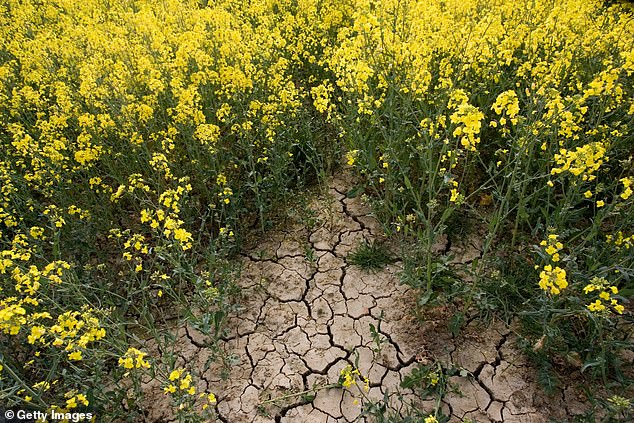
[259,383,338,405]
[1,362,49,409]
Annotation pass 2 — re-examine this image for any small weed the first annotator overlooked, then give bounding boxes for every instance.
[369,313,386,355]
[348,241,394,270]
[304,243,317,264]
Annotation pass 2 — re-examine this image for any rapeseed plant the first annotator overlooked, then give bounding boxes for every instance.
[1,0,633,419]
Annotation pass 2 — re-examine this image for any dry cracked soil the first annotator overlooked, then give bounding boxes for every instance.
[141,173,606,423]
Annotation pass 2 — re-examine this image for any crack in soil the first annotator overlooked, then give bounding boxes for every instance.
[140,172,601,423]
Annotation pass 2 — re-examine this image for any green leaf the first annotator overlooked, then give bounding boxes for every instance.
[403,175,413,191]
[448,312,465,337]
[418,289,433,306]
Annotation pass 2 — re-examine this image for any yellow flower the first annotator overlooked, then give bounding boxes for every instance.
[584,190,592,199]
[76,394,89,406]
[66,397,77,409]
[542,236,563,262]
[584,278,623,314]
[118,357,134,369]
[140,210,152,223]
[539,265,567,295]
[620,177,633,200]
[449,188,460,203]
[339,365,361,388]
[587,300,606,312]
[583,284,597,294]
[597,200,605,207]
[29,227,45,239]
[119,348,151,369]
[179,374,192,390]
[164,384,177,394]
[492,90,520,118]
[169,369,182,381]
[33,381,50,391]
[551,142,607,180]
[173,228,193,245]
[28,326,46,344]
[346,150,359,166]
[68,350,82,361]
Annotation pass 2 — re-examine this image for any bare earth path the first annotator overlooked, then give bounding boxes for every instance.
[143,174,599,422]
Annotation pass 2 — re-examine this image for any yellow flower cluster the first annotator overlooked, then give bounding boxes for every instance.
[550,142,607,181]
[605,231,633,250]
[164,368,196,396]
[620,177,633,200]
[540,235,564,263]
[583,67,623,104]
[218,227,234,238]
[50,309,106,361]
[0,299,30,335]
[339,364,369,391]
[346,150,359,167]
[218,187,233,205]
[1,256,74,336]
[201,392,217,410]
[583,277,624,314]
[149,153,173,181]
[449,90,484,152]
[339,365,360,388]
[539,265,568,295]
[43,205,82,229]
[65,392,89,409]
[195,124,221,152]
[448,179,463,205]
[311,81,336,119]
[162,367,217,411]
[0,0,632,415]
[492,90,520,125]
[111,174,153,203]
[118,347,151,370]
[537,233,569,295]
[138,181,195,251]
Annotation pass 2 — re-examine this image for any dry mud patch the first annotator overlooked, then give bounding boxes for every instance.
[140,173,601,422]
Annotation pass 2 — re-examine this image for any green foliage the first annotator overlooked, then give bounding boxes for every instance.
[1,0,634,420]
[348,240,395,269]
